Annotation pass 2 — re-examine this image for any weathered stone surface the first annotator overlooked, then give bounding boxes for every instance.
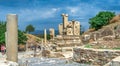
[6,14,18,62]
[18,44,26,51]
[42,50,64,58]
[73,48,120,66]
[90,38,120,49]
[42,50,50,57]
[59,14,80,35]
[101,27,114,37]
[110,56,120,66]
[49,52,64,58]
[44,29,47,44]
[54,35,82,52]
[110,14,120,23]
[102,36,114,41]
[49,28,55,39]
[82,22,120,43]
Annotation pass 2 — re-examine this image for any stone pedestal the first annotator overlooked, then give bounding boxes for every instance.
[6,14,18,62]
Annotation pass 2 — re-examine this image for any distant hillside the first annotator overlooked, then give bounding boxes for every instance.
[18,34,42,51]
[26,34,42,45]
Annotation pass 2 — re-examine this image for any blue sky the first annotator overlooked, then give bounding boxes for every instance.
[0,0,120,31]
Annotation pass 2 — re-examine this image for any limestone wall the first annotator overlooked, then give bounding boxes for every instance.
[53,35,82,52]
[73,48,120,66]
[82,22,120,43]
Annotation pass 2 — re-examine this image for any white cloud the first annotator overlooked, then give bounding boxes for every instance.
[67,7,79,14]
[18,8,60,22]
[52,8,60,12]
[66,3,102,18]
[65,3,102,30]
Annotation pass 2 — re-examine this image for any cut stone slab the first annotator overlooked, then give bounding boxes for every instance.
[110,56,120,66]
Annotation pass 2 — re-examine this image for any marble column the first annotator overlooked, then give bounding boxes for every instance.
[6,14,18,62]
[44,29,47,44]
[5,32,8,57]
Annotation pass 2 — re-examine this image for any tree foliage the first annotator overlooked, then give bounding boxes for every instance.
[89,11,115,30]
[25,24,35,33]
[0,22,6,44]
[0,21,27,45]
[18,30,27,44]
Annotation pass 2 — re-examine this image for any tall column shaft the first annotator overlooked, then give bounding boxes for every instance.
[62,14,68,35]
[58,24,63,35]
[5,32,8,57]
[6,14,18,62]
[44,29,47,44]
[62,14,68,29]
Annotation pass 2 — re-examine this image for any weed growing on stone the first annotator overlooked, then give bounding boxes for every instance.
[113,47,120,50]
[85,44,92,48]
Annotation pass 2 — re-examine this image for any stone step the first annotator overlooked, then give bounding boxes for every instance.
[57,43,82,47]
[56,47,75,52]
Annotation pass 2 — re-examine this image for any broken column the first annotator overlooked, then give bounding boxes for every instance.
[62,13,68,35]
[49,28,55,39]
[62,13,68,29]
[58,24,63,35]
[44,29,47,44]
[6,14,18,62]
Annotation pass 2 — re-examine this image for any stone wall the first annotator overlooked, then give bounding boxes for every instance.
[52,35,82,52]
[73,48,120,66]
[82,22,120,43]
[55,35,82,46]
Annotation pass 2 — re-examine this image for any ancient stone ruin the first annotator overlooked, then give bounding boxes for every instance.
[50,14,82,52]
[58,13,80,35]
[6,14,18,62]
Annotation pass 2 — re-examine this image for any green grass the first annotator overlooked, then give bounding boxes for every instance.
[84,44,120,50]
[113,47,120,50]
[85,44,92,48]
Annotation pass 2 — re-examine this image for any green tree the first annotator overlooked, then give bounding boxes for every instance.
[0,22,6,44]
[25,24,35,33]
[89,11,115,30]
[47,34,50,40]
[0,21,27,45]
[18,30,28,44]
